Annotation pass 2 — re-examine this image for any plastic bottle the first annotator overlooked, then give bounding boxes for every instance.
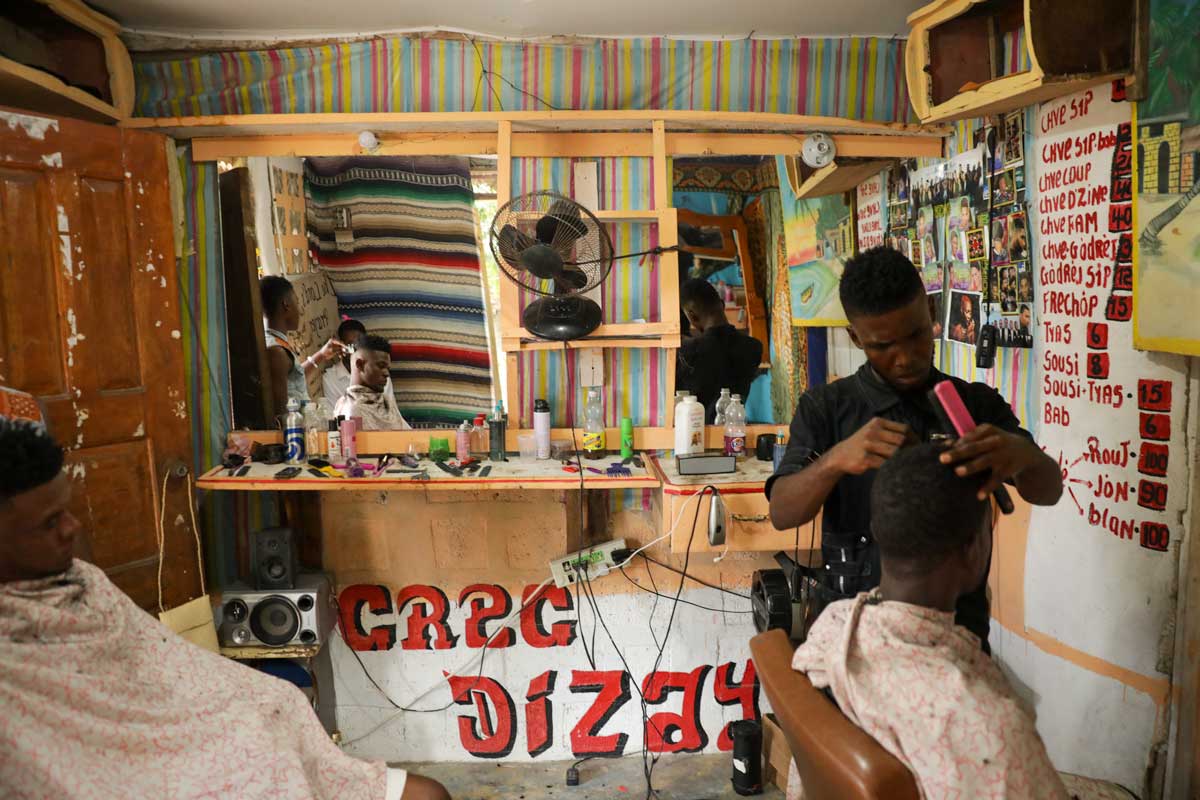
[674,394,705,456]
[471,413,487,455]
[723,397,747,458]
[582,387,606,459]
[327,418,343,463]
[533,399,552,460]
[773,427,787,472]
[456,421,471,462]
[285,398,306,464]
[340,416,358,461]
[304,402,323,460]
[620,417,634,459]
[713,388,733,426]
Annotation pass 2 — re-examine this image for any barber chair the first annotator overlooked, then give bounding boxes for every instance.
[749,629,920,800]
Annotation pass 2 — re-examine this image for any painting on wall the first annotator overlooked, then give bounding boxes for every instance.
[776,156,853,325]
[1134,0,1200,354]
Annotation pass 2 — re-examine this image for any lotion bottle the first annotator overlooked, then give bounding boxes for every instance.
[533,399,551,459]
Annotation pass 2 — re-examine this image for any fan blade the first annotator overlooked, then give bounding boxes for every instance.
[496,224,537,265]
[554,267,589,292]
[518,243,565,280]
[536,200,589,246]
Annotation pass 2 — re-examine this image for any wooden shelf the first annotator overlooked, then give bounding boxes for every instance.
[789,158,895,200]
[905,0,1136,124]
[197,458,660,492]
[0,55,122,124]
[220,643,323,660]
[502,322,680,352]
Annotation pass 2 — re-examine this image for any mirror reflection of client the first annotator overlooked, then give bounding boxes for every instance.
[676,278,763,423]
[787,444,1094,800]
[0,417,449,800]
[334,335,411,430]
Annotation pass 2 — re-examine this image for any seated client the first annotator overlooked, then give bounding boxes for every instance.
[334,334,411,431]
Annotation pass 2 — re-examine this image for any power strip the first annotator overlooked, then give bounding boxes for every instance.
[548,539,627,588]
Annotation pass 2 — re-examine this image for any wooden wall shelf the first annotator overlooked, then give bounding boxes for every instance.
[905,0,1139,124]
[788,158,896,200]
[0,0,133,122]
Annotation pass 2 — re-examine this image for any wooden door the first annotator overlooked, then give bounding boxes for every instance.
[0,106,199,610]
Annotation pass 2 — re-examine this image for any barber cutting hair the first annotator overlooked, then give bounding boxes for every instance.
[766,246,1062,651]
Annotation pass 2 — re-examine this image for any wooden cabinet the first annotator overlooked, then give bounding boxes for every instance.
[905,0,1140,123]
[0,0,133,122]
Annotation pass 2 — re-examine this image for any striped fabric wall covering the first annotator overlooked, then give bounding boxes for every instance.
[134,36,914,122]
[305,156,492,425]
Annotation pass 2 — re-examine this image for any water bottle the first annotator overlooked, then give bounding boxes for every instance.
[723,397,746,458]
[284,398,305,464]
[533,398,552,460]
[713,388,732,426]
[582,387,606,459]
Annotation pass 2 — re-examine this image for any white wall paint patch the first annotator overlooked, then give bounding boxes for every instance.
[171,330,181,339]
[41,152,62,168]
[56,205,69,233]
[0,111,58,140]
[58,235,74,280]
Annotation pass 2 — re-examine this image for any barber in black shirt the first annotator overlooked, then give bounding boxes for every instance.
[766,247,1062,650]
[677,279,763,423]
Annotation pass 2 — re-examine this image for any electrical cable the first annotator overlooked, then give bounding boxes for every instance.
[637,553,752,600]
[617,565,753,613]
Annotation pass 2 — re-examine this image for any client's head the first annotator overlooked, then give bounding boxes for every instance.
[0,418,79,582]
[870,442,992,608]
[351,334,392,392]
[680,278,725,332]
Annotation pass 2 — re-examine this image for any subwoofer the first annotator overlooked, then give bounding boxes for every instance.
[218,574,334,648]
[251,527,298,590]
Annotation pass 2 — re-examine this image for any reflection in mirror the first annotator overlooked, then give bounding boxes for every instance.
[672,156,780,425]
[216,155,497,432]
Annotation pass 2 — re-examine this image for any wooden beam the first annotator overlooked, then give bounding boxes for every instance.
[123,109,949,138]
[792,158,895,200]
[504,335,681,352]
[192,132,497,161]
[665,132,944,159]
[512,132,653,157]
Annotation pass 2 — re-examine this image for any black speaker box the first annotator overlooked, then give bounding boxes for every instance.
[251,527,298,590]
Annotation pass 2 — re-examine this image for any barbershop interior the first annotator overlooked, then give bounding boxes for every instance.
[2,0,1200,798]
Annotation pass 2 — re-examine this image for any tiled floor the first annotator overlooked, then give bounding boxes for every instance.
[399,753,784,799]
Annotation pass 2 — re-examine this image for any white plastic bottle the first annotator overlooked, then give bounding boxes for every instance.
[674,394,705,456]
[533,398,552,459]
[723,397,747,458]
[713,388,733,426]
[304,402,323,460]
[327,419,343,463]
[284,398,305,464]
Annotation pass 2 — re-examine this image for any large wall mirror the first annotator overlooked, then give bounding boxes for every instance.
[218,155,499,431]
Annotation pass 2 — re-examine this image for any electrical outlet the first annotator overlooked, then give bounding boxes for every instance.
[548,539,627,588]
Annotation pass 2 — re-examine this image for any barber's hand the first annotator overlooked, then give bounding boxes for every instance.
[939,424,1039,500]
[828,418,914,475]
[315,337,349,365]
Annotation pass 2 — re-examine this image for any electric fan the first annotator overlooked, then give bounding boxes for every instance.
[490,191,614,341]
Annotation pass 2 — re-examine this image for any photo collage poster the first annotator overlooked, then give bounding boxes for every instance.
[982,111,1034,348]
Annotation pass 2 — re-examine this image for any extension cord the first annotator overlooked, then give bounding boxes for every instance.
[548,539,626,588]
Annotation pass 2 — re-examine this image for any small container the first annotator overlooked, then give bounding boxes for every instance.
[550,439,572,460]
[488,418,508,461]
[620,417,634,459]
[284,398,305,465]
[517,433,538,459]
[456,421,471,461]
[533,399,552,460]
[471,413,488,455]
[429,437,451,462]
[340,416,358,461]
[327,418,343,463]
[773,427,787,473]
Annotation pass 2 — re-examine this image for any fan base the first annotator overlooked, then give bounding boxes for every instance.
[522,296,602,341]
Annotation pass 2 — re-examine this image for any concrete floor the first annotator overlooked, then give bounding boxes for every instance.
[400,753,784,799]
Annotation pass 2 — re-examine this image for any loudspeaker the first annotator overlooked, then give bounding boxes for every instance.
[251,527,298,590]
[218,574,334,648]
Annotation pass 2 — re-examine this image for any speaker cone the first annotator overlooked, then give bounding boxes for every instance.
[249,596,300,646]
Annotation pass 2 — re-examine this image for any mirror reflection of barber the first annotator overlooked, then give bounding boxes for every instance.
[260,276,349,422]
[765,248,1063,652]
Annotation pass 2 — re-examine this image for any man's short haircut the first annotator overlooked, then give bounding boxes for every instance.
[838,246,925,319]
[680,278,723,313]
[869,442,988,572]
[260,276,294,316]
[337,318,367,340]
[357,334,392,356]
[0,418,65,502]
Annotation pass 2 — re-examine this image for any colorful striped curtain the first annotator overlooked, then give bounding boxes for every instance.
[135,37,913,122]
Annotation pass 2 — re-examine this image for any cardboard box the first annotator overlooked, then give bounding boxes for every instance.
[762,712,793,794]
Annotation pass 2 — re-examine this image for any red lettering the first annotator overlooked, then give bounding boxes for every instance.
[1086,322,1108,349]
[520,583,577,648]
[1139,413,1171,442]
[643,666,712,754]
[337,584,397,652]
[713,661,760,751]
[1087,353,1111,380]
[569,670,632,757]
[1137,443,1170,478]
[1105,294,1132,322]
[447,673,517,758]
[397,585,459,650]
[1140,522,1170,552]
[1137,380,1172,412]
[1137,479,1169,511]
[459,584,515,649]
[524,670,558,758]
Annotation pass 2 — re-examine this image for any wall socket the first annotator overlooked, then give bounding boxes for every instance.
[548,538,627,588]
